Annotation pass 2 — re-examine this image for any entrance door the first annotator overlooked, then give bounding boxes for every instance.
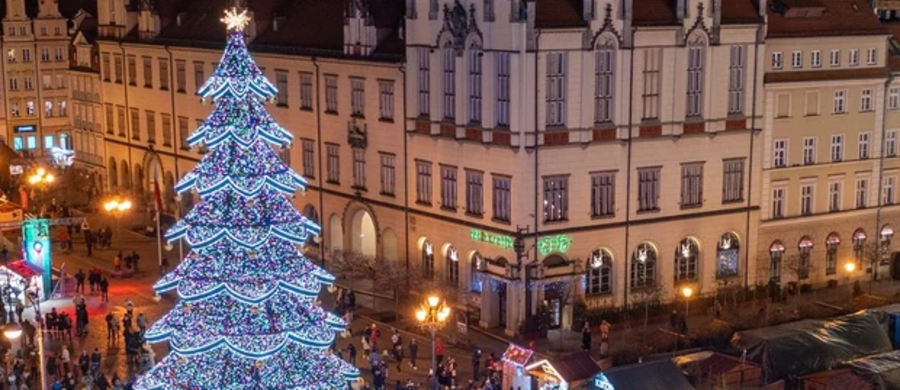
[892,253,900,280]
[498,283,507,327]
[545,283,562,329]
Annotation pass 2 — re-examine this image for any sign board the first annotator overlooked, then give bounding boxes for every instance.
[470,229,515,249]
[14,125,35,133]
[9,165,23,175]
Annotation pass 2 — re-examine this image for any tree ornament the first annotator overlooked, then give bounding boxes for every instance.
[190,252,198,260]
[251,305,259,315]
[174,193,182,202]
[248,251,258,259]
[255,360,265,368]
[177,357,186,365]
[164,243,174,251]
[247,199,255,207]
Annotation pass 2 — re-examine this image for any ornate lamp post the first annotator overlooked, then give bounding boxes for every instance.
[681,286,694,318]
[27,167,55,215]
[103,198,132,251]
[415,295,450,376]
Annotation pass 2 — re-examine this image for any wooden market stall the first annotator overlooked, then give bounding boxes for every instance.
[502,343,535,390]
[526,352,600,390]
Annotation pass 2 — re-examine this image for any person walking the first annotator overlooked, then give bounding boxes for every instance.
[89,348,101,377]
[136,313,148,334]
[435,338,445,365]
[99,277,109,302]
[160,256,169,276]
[74,270,85,294]
[347,343,357,366]
[407,338,418,370]
[106,312,118,344]
[60,346,71,377]
[581,321,592,352]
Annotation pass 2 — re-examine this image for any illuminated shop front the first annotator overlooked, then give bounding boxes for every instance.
[526,353,599,390]
[501,344,534,390]
[0,260,44,306]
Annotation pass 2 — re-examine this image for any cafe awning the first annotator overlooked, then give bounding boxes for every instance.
[527,353,600,385]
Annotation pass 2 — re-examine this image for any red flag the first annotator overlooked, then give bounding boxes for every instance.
[153,177,163,212]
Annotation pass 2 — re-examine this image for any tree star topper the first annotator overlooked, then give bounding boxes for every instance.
[221,7,250,31]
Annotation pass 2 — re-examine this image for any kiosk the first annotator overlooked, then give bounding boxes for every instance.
[502,344,534,390]
[526,353,599,390]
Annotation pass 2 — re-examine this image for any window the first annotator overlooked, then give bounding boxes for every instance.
[830,49,840,66]
[418,48,430,116]
[422,241,434,280]
[643,49,661,119]
[26,136,36,150]
[55,47,64,61]
[716,233,740,278]
[342,77,363,119]
[59,100,66,116]
[728,45,744,115]
[637,168,660,212]
[5,49,13,63]
[722,159,744,203]
[300,73,313,110]
[155,59,168,90]
[380,153,395,195]
[806,91,820,116]
[856,178,868,208]
[379,81,394,120]
[546,52,566,126]
[276,71,288,106]
[798,238,812,280]
[117,107,126,137]
[861,88,873,111]
[791,51,802,68]
[595,45,615,123]
[352,149,366,189]
[178,117,189,150]
[887,131,897,157]
[833,90,846,113]
[468,50,482,123]
[126,56,136,85]
[772,188,785,219]
[825,181,842,213]
[40,27,46,36]
[42,75,51,90]
[129,108,140,140]
[116,56,126,83]
[23,77,32,90]
[803,137,816,165]
[21,49,29,62]
[867,48,877,65]
[774,139,787,168]
[884,176,896,205]
[801,184,814,215]
[56,74,65,89]
[772,52,783,69]
[441,166,458,210]
[26,101,34,116]
[443,48,456,120]
[9,101,17,117]
[831,134,844,162]
[278,144,291,166]
[326,144,340,184]
[631,243,657,289]
[586,249,612,295]
[142,57,152,88]
[890,88,900,110]
[492,175,511,222]
[416,161,433,205]
[591,172,615,217]
[446,246,459,284]
[466,170,484,216]
[325,76,338,113]
[675,238,699,282]
[825,234,840,276]
[853,230,867,265]
[55,26,61,36]
[12,137,21,150]
[776,93,791,118]
[496,52,510,126]
[40,48,49,62]
[43,135,53,149]
[146,111,156,143]
[302,140,315,178]
[859,132,870,159]
[484,0,495,21]
[543,176,568,222]
[8,77,16,91]
[105,104,114,134]
[175,60,185,92]
[850,49,859,66]
[680,164,703,208]
[162,114,172,146]
[193,62,204,91]
[811,50,822,68]
[44,101,52,117]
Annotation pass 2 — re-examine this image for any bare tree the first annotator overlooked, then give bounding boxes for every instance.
[632,282,665,349]
[860,241,887,295]
[327,249,370,292]
[782,254,815,313]
[543,278,578,352]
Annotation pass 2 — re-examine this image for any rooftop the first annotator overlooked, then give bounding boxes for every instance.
[767,0,888,38]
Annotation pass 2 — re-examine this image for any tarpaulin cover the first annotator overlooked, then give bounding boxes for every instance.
[729,311,892,383]
[845,350,900,389]
[578,359,695,390]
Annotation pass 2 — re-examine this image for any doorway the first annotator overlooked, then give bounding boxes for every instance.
[544,283,562,329]
[350,210,376,257]
[498,282,507,327]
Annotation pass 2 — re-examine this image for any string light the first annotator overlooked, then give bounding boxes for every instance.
[135,9,357,389]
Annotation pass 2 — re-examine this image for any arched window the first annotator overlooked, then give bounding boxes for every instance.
[853,229,867,265]
[470,252,483,293]
[675,238,699,282]
[631,243,657,289]
[798,236,813,280]
[769,241,785,282]
[587,249,612,295]
[826,233,840,276]
[882,225,894,253]
[446,245,459,284]
[716,232,740,278]
[422,239,434,279]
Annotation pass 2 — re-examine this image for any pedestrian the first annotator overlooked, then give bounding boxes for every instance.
[600,319,611,357]
[99,277,109,302]
[85,231,94,257]
[136,313,148,334]
[131,251,141,274]
[89,348,101,377]
[125,298,133,314]
[160,256,169,275]
[408,338,418,370]
[60,346,70,377]
[435,338,445,365]
[362,335,371,359]
[14,299,22,323]
[106,312,118,344]
[581,321,592,352]
[347,343,357,366]
[45,353,58,384]
[94,372,110,390]
[472,349,481,380]
[74,270,85,294]
[78,350,89,377]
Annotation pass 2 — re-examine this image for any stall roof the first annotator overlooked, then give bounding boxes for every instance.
[4,260,42,279]
[801,368,874,389]
[845,349,900,389]
[527,353,600,384]
[502,344,534,366]
[599,359,695,390]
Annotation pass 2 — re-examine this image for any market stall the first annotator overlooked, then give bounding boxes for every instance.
[502,343,534,390]
[582,359,695,390]
[0,259,43,307]
[526,353,599,390]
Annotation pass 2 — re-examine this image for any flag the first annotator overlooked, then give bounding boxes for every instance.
[153,173,163,212]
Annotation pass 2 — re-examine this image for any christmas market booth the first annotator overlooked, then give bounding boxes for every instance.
[0,260,43,306]
[673,351,765,389]
[579,359,695,390]
[526,352,599,390]
[502,343,535,390]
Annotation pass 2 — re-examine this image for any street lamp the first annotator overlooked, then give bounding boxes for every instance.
[27,167,55,215]
[103,198,133,252]
[681,286,694,318]
[415,295,450,376]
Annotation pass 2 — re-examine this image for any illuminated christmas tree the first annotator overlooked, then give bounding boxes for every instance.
[135,8,358,389]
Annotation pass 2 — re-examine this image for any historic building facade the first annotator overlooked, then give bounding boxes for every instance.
[759,0,900,292]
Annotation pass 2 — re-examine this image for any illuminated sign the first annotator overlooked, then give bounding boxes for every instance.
[538,234,573,255]
[14,125,35,133]
[594,373,615,390]
[22,219,51,299]
[470,229,514,249]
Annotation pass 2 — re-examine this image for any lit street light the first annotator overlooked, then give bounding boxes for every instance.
[103,198,133,251]
[26,167,55,215]
[682,286,693,318]
[416,295,450,377]
[845,262,857,273]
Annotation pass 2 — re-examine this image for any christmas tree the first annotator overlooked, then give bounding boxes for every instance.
[135,8,359,389]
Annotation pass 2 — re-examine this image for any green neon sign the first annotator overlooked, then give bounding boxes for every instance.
[538,234,573,256]
[470,229,514,249]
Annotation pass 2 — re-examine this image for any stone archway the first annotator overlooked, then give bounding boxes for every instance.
[328,213,343,255]
[120,160,131,189]
[108,157,118,189]
[350,209,377,258]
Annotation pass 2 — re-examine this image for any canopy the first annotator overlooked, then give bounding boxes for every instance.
[582,359,694,390]
[845,350,900,389]
[3,260,42,279]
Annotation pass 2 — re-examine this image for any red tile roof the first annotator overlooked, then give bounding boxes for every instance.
[535,0,585,28]
[722,1,762,24]
[764,67,889,83]
[767,0,888,38]
[633,0,678,26]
